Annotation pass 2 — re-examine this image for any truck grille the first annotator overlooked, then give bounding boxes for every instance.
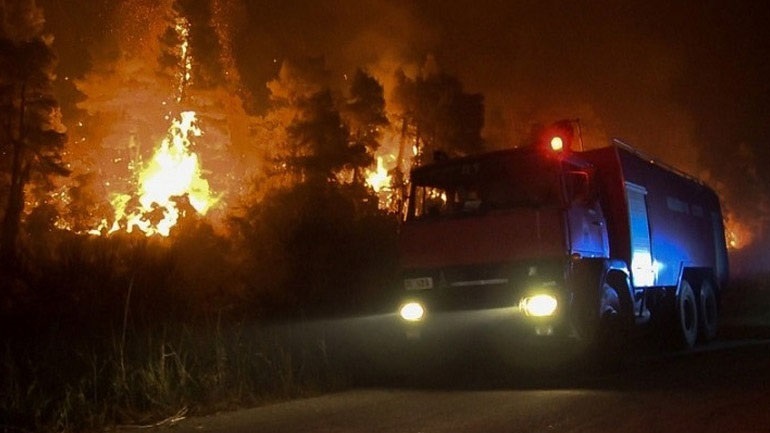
[403,261,563,312]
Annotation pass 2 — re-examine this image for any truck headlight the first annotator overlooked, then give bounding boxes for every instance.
[399,302,426,321]
[520,294,558,317]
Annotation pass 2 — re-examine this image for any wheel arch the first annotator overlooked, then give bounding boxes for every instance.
[568,258,634,322]
[602,259,634,317]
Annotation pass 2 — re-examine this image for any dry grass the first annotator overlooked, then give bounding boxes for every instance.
[0,204,398,432]
[0,319,353,432]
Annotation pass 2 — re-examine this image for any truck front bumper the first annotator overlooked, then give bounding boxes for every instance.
[396,302,575,346]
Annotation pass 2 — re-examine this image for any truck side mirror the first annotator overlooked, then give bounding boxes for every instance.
[567,171,591,204]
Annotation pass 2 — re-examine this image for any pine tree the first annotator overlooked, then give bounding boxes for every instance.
[393,64,484,165]
[342,69,388,182]
[0,2,68,269]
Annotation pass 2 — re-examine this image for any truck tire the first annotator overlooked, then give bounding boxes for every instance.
[698,280,718,343]
[676,280,698,349]
[576,282,628,371]
[591,282,630,366]
[571,272,631,367]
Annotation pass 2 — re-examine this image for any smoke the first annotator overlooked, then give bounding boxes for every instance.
[189,1,705,173]
[38,0,767,154]
[0,0,45,41]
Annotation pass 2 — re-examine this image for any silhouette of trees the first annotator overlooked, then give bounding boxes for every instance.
[267,58,387,186]
[392,66,485,165]
[342,69,389,182]
[0,6,68,269]
[285,89,358,182]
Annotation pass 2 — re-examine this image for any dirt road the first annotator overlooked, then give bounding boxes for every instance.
[141,337,770,433]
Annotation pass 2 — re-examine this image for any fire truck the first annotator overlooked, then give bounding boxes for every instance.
[396,122,728,354]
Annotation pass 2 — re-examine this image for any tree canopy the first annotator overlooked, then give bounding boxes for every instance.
[393,68,485,164]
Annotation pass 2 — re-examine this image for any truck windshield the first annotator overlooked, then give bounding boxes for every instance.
[408,152,562,220]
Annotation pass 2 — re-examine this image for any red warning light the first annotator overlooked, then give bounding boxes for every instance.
[539,120,575,154]
[550,136,564,151]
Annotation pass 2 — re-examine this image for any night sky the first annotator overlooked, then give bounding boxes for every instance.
[31,0,770,256]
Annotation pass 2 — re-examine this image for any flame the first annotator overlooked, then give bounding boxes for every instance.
[98,111,216,236]
[360,129,418,213]
[175,17,192,101]
[138,112,212,213]
[725,218,753,250]
[366,156,391,193]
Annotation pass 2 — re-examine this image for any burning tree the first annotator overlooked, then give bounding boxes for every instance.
[285,89,359,183]
[70,0,241,237]
[266,58,387,191]
[392,63,485,165]
[342,69,389,183]
[0,1,68,269]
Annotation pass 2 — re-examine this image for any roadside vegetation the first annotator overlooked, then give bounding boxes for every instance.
[0,197,400,433]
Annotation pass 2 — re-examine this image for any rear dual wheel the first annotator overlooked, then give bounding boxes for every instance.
[675,279,719,349]
[676,280,699,349]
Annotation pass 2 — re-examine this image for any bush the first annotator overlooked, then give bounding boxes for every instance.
[232,180,399,318]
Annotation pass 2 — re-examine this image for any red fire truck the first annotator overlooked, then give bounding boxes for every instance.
[396,123,728,353]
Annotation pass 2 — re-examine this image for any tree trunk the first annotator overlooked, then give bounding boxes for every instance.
[394,117,409,217]
[0,143,26,270]
[0,83,27,271]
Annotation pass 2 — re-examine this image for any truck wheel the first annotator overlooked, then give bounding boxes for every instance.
[572,280,629,367]
[676,280,698,349]
[594,283,629,363]
[698,280,718,343]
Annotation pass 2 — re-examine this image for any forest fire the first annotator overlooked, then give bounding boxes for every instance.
[6,0,750,247]
[78,12,221,237]
[92,111,216,237]
[5,3,770,433]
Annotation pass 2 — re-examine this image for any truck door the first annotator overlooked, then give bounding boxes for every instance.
[565,171,609,258]
[567,203,608,258]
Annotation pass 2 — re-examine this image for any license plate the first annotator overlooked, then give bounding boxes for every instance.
[404,277,433,291]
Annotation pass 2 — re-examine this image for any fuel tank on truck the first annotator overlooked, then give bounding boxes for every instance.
[581,140,729,288]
